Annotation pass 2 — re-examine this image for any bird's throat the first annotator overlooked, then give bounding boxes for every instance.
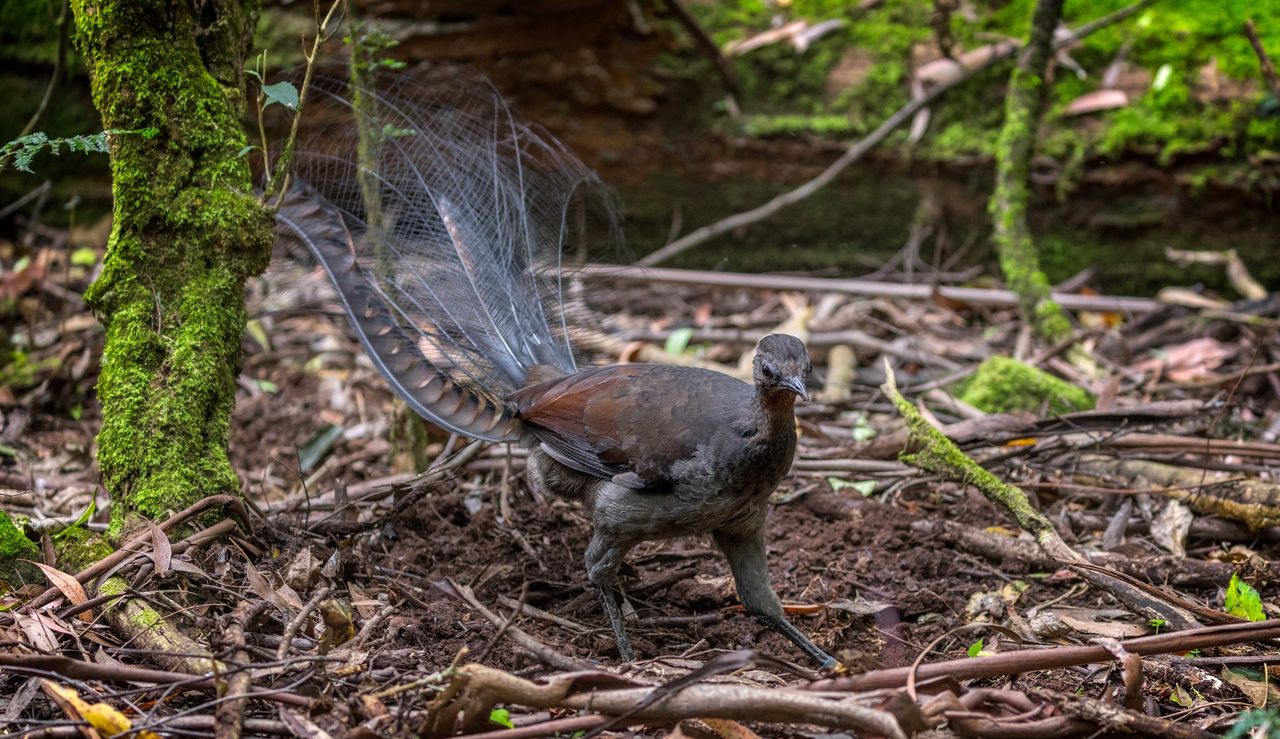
[753,389,798,439]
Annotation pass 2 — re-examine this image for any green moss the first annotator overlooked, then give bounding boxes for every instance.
[53,524,114,572]
[740,113,861,137]
[960,355,1094,416]
[0,511,40,588]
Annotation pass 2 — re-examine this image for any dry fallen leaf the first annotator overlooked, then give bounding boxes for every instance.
[1132,337,1233,382]
[1151,500,1194,557]
[1063,88,1130,115]
[32,563,93,624]
[41,680,161,739]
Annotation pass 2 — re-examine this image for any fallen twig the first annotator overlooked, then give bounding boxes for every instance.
[807,619,1280,692]
[215,600,269,739]
[581,264,1163,314]
[434,579,596,672]
[25,494,250,611]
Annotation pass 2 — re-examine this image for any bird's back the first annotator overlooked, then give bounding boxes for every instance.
[512,364,794,497]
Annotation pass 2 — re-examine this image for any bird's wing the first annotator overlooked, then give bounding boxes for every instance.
[509,364,749,490]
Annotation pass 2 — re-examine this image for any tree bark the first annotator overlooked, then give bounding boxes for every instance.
[70,0,273,538]
[988,0,1071,343]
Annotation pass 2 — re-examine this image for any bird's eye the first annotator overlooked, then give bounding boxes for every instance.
[761,365,774,379]
[804,363,813,374]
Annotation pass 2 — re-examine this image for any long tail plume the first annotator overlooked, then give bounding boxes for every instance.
[274,71,620,441]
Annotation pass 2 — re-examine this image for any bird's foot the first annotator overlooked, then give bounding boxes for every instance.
[595,585,635,662]
[765,614,837,670]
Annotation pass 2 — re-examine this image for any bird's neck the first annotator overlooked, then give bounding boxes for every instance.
[752,388,797,440]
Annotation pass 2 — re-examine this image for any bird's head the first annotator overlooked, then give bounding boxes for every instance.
[752,333,811,401]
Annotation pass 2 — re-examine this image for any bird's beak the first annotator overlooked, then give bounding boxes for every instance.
[783,376,809,401]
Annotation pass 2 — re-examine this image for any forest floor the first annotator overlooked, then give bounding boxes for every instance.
[1,223,1279,737]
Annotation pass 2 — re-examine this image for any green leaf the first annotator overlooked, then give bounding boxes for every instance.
[827,477,876,496]
[69,405,82,421]
[255,379,279,394]
[298,424,344,473]
[70,248,97,267]
[1152,64,1173,92]
[262,81,300,111]
[664,327,695,356]
[1169,684,1194,707]
[237,145,259,159]
[13,256,30,272]
[488,708,513,729]
[0,444,16,457]
[245,319,271,353]
[53,500,96,540]
[1226,573,1265,622]
[967,638,984,657]
[851,413,876,442]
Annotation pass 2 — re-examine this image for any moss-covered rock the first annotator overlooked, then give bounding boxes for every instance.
[0,510,40,589]
[960,355,1094,415]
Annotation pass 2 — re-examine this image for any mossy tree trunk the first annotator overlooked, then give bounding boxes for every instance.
[71,0,274,539]
[989,0,1071,344]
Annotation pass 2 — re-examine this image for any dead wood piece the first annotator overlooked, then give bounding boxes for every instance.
[1095,433,1280,460]
[1072,454,1280,530]
[1143,655,1234,700]
[1065,510,1280,547]
[1031,686,1214,738]
[911,518,1241,590]
[426,663,907,738]
[457,715,613,739]
[930,687,1087,737]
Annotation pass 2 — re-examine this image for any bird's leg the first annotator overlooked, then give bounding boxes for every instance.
[595,585,634,662]
[585,531,635,661]
[714,527,837,669]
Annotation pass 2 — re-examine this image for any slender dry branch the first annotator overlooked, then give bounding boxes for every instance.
[579,264,1163,314]
[19,0,69,137]
[215,601,269,739]
[264,0,344,203]
[435,579,595,672]
[0,653,311,706]
[808,619,1280,692]
[1244,19,1280,98]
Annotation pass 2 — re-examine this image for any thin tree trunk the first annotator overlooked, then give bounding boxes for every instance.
[71,0,273,538]
[989,0,1071,343]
